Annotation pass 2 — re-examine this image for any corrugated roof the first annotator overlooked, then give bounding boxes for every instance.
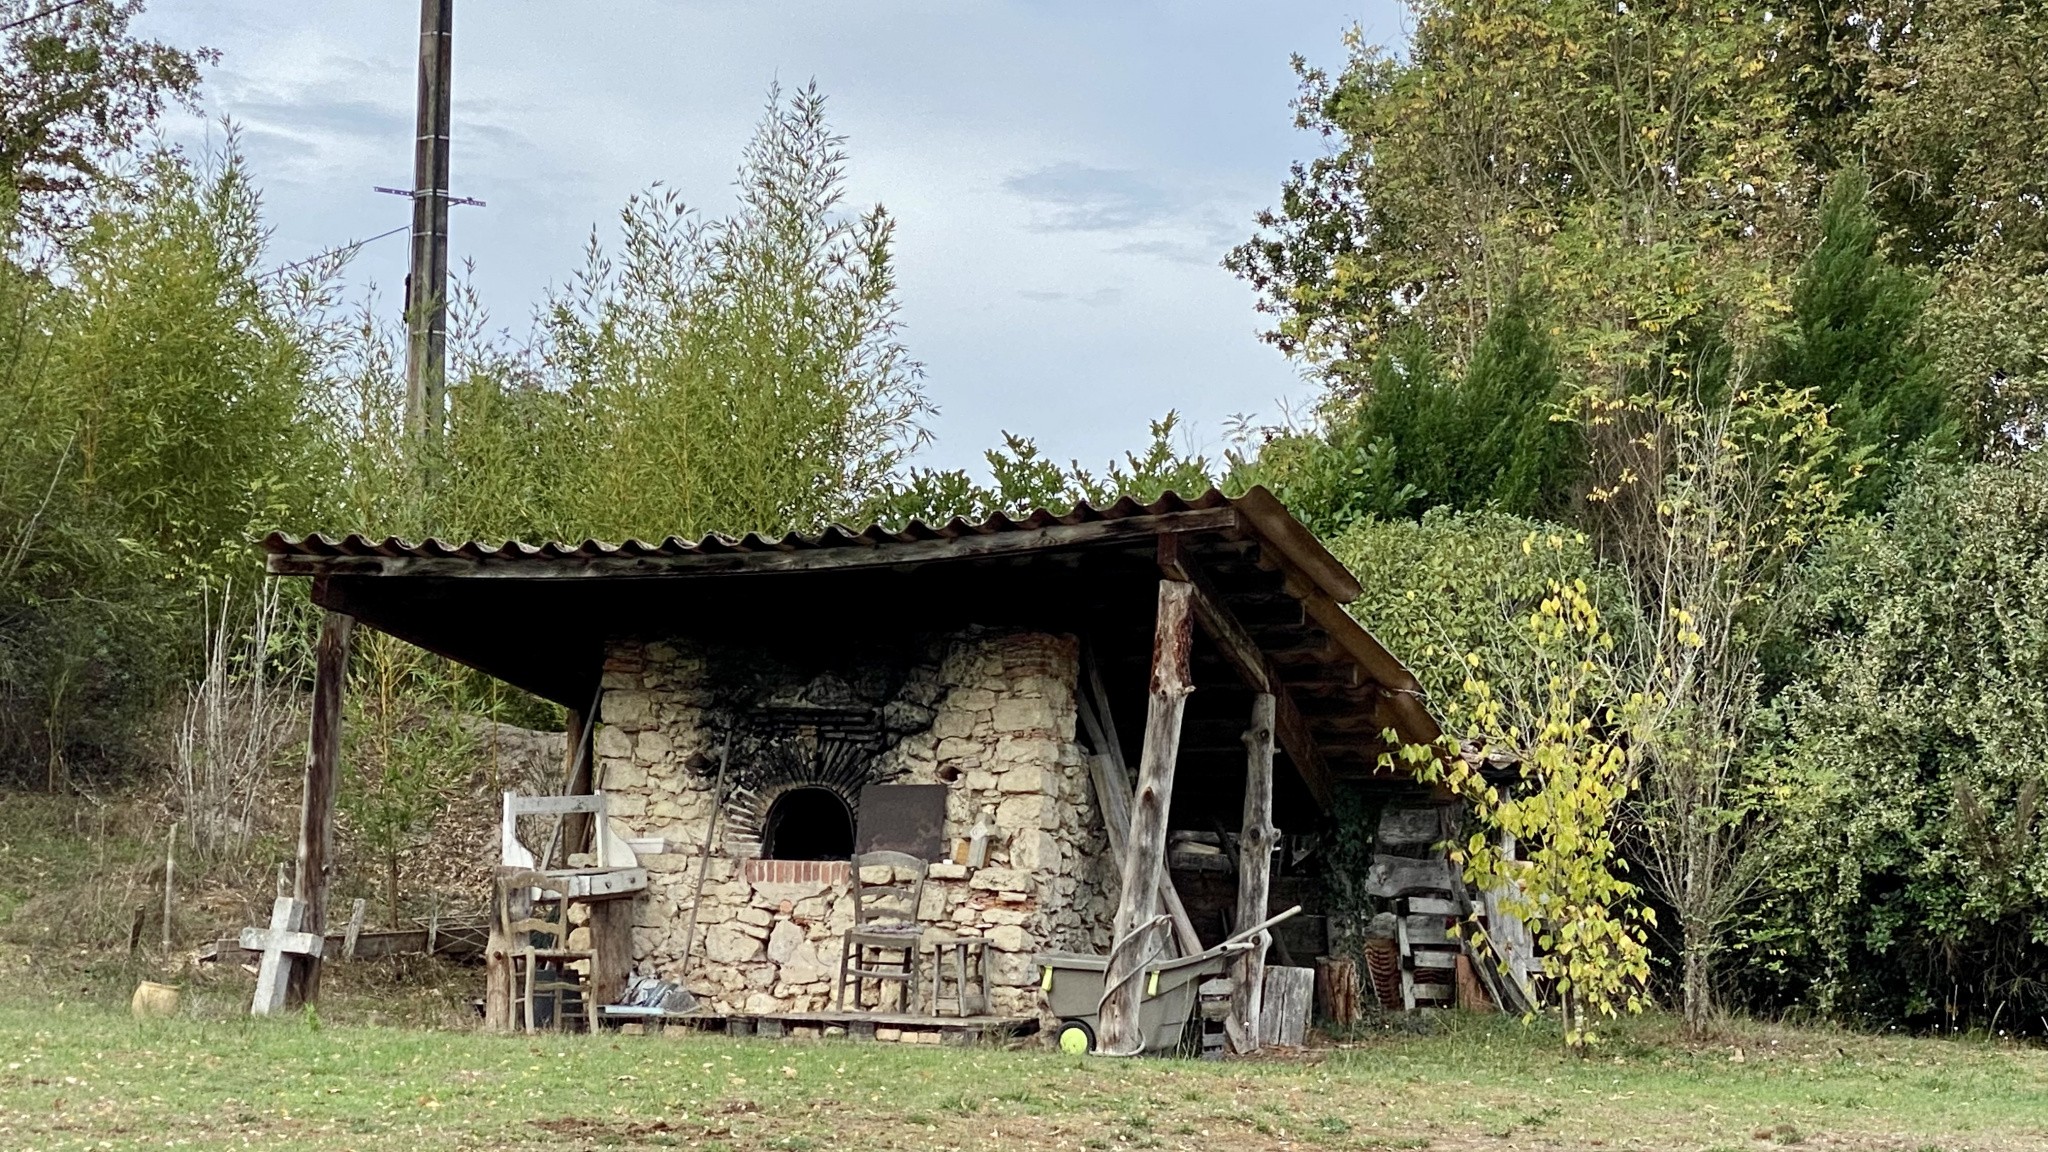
[263,489,1238,567]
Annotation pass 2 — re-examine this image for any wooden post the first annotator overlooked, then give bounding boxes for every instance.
[161,821,177,958]
[1096,575,1195,1056]
[560,703,593,857]
[289,611,353,1008]
[1228,692,1277,1053]
[1076,657,1202,957]
[484,873,514,1032]
[587,898,634,1011]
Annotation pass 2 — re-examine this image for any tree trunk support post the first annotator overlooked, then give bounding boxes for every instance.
[1096,556,1196,1057]
[289,609,354,1008]
[1229,692,1278,1054]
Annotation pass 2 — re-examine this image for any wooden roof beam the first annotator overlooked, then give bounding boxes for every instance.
[1158,535,1336,811]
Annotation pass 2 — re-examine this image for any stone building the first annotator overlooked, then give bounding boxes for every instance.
[264,489,1447,1036]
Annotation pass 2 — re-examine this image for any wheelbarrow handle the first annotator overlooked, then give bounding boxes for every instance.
[1219,904,1303,949]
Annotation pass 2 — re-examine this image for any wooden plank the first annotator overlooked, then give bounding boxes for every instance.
[1077,653,1202,958]
[342,898,367,960]
[1227,692,1277,1055]
[1096,576,1196,1057]
[1230,487,1365,603]
[288,610,353,1008]
[1258,966,1315,1048]
[1367,855,1458,899]
[1378,805,1450,848]
[268,507,1244,579]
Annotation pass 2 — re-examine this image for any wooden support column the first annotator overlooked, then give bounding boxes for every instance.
[1228,692,1278,1054]
[288,610,354,1008]
[1076,652,1202,957]
[1096,572,1195,1056]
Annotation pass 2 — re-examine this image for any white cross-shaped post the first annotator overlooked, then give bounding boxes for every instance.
[240,897,324,1016]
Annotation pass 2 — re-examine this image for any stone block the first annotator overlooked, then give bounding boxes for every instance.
[968,868,1034,895]
[987,924,1030,952]
[751,879,830,906]
[602,690,652,727]
[951,688,996,711]
[605,760,647,790]
[875,1027,903,1042]
[745,992,781,1015]
[735,906,774,928]
[1008,829,1057,869]
[998,766,1051,794]
[635,730,672,762]
[935,736,982,763]
[595,725,634,760]
[767,919,806,964]
[705,925,763,965]
[931,711,976,740]
[995,794,1054,831]
[926,861,968,880]
[607,793,647,819]
[992,698,1056,734]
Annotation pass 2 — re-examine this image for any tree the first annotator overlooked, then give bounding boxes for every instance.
[0,140,332,788]
[1765,168,1952,508]
[1740,453,2048,1029]
[526,83,930,542]
[1227,303,1580,535]
[1410,560,1654,1054]
[1589,384,1852,1032]
[1226,1,1801,393]
[1,0,209,242]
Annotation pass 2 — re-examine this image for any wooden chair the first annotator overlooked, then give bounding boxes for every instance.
[496,868,593,1032]
[834,850,929,1013]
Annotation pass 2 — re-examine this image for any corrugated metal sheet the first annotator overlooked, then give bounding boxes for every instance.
[262,489,1236,565]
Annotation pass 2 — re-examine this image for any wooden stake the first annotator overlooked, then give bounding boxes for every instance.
[1096,574,1195,1056]
[289,610,354,1008]
[1228,692,1278,1054]
[161,821,177,958]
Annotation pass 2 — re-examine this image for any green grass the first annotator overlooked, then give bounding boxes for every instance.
[3,995,2047,1151]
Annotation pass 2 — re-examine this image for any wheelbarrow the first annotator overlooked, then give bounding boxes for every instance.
[1034,905,1302,1056]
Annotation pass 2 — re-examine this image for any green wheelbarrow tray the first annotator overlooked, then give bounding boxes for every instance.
[1034,905,1302,1056]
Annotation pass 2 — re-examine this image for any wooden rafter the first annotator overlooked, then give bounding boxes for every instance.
[1158,536,1337,810]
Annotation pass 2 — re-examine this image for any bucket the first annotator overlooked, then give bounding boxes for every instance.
[131,980,180,1019]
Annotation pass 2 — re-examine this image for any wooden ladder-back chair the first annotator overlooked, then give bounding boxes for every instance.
[834,850,929,1013]
[496,868,593,1032]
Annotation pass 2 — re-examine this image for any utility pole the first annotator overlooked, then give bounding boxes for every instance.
[405,0,453,454]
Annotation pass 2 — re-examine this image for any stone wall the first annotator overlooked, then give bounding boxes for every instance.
[593,628,1116,1020]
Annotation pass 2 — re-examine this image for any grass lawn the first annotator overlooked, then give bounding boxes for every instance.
[3,991,2046,1152]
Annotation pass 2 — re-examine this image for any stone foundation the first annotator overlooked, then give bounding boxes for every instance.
[595,628,1116,1020]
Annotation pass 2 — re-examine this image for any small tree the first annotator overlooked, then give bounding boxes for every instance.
[1409,558,1654,1054]
[342,631,475,928]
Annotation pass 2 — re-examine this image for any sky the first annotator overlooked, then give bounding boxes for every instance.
[138,1,1409,477]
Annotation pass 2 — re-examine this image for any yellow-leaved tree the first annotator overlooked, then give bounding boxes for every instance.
[1396,545,1654,1053]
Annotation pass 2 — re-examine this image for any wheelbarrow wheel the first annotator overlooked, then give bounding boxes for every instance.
[1055,1019,1095,1055]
